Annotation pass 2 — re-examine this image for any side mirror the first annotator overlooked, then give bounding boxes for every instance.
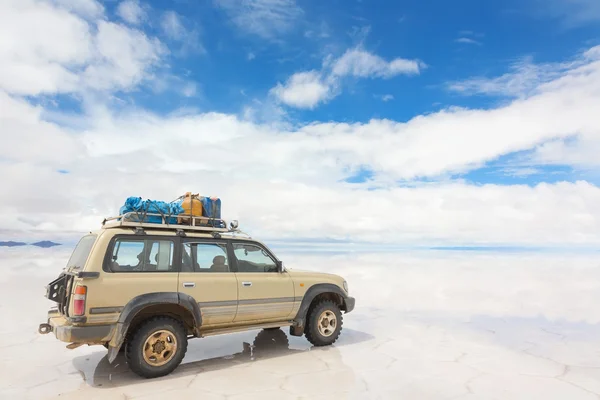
[276,260,284,272]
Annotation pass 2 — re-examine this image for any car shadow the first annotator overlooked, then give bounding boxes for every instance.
[72,327,374,388]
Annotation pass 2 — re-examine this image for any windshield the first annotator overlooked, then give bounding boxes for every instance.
[66,234,97,271]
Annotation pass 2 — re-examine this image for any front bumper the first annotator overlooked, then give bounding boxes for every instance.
[40,315,115,344]
[344,296,355,313]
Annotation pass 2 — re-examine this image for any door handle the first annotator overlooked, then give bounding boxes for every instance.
[183,282,196,288]
[242,281,252,287]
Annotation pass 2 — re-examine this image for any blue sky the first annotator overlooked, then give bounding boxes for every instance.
[88,0,600,186]
[2,0,600,246]
[90,0,600,122]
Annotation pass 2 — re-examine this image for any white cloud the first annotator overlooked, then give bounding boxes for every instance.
[141,70,199,99]
[270,71,332,109]
[160,11,204,55]
[331,48,422,78]
[448,48,599,98]
[181,82,197,97]
[0,0,92,95]
[82,21,165,91]
[54,0,104,19]
[3,5,600,247]
[248,52,256,61]
[116,0,146,25]
[500,167,542,177]
[380,94,394,102]
[531,137,600,170]
[0,92,83,165]
[214,0,303,39]
[0,0,165,96]
[304,21,330,40]
[3,44,600,245]
[161,11,185,39]
[455,37,481,45]
[271,47,422,108]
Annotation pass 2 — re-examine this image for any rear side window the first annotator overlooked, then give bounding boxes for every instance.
[108,238,174,272]
[66,234,97,271]
[181,242,229,272]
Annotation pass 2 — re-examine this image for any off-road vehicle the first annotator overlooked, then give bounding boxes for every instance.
[38,213,355,378]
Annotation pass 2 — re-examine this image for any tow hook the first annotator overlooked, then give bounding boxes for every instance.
[38,323,52,334]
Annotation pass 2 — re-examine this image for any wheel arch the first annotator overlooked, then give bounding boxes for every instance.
[107,292,202,363]
[291,283,348,336]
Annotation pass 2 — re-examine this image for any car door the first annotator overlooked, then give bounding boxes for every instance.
[178,240,238,326]
[231,241,295,323]
[92,236,179,324]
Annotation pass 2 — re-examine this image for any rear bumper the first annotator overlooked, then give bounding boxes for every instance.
[41,315,115,344]
[344,296,355,313]
[53,322,115,343]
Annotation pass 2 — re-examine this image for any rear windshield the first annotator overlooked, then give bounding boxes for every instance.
[66,234,97,271]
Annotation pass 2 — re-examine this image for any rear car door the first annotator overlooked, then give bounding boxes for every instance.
[232,241,295,323]
[89,235,179,324]
[178,240,238,326]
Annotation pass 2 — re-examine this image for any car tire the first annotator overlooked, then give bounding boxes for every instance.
[125,316,188,379]
[305,300,343,346]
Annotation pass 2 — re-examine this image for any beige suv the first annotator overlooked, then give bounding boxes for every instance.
[38,214,355,379]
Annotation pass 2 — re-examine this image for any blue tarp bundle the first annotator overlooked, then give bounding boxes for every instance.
[119,197,184,224]
[201,197,221,219]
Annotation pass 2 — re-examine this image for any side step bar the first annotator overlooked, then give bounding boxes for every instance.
[200,321,293,337]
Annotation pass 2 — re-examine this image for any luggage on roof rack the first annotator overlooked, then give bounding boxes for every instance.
[103,212,231,233]
[201,197,221,219]
[119,197,184,224]
[110,192,235,234]
[178,192,203,225]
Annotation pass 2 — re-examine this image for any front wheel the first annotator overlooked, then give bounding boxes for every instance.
[305,300,343,346]
[125,317,188,379]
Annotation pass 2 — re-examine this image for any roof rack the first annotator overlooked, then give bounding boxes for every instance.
[102,212,251,238]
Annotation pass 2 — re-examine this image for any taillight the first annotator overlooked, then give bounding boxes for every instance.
[73,285,87,316]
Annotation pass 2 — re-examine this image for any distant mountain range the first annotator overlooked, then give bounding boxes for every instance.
[0,241,61,248]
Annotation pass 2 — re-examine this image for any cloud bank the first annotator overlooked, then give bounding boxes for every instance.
[1,0,600,247]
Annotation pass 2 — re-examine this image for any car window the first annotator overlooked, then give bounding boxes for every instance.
[66,234,97,271]
[148,241,174,271]
[182,243,229,272]
[233,243,277,273]
[109,238,174,272]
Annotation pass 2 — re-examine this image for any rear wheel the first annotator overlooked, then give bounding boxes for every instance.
[305,300,343,346]
[125,317,188,379]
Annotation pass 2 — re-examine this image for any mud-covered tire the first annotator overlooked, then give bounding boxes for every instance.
[125,317,188,379]
[305,300,343,346]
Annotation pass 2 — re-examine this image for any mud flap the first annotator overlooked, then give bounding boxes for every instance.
[290,323,304,336]
[107,346,121,364]
[107,322,126,363]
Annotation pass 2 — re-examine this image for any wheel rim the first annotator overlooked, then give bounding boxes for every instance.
[317,310,337,337]
[142,329,178,367]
